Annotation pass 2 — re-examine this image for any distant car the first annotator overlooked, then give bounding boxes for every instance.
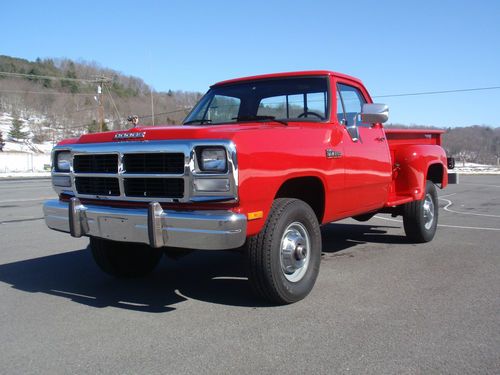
[44,71,452,304]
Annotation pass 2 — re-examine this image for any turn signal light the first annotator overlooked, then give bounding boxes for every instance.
[247,211,263,220]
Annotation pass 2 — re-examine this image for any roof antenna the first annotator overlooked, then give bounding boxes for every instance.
[149,50,155,126]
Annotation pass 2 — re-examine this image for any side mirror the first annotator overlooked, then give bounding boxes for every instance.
[361,103,389,124]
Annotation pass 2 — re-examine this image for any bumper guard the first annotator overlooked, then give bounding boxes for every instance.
[44,198,247,250]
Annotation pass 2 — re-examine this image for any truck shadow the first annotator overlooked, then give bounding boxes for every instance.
[321,222,407,253]
[0,223,405,312]
[0,248,259,313]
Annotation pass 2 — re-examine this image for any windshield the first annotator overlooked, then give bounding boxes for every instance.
[183,76,330,125]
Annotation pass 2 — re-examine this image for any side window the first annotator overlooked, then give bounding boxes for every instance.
[336,88,345,124]
[337,84,368,126]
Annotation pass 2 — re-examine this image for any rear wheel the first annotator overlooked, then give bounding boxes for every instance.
[90,237,163,277]
[247,198,321,304]
[403,181,438,243]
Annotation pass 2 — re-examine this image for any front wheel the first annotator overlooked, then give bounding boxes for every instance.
[247,198,322,304]
[403,181,438,243]
[90,237,163,278]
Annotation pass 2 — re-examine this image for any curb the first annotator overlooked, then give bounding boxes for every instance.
[0,176,51,181]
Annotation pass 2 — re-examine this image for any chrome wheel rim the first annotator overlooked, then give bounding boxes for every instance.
[423,193,435,230]
[280,222,311,282]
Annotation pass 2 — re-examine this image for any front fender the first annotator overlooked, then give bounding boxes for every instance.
[238,171,328,236]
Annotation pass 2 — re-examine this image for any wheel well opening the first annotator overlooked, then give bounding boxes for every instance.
[427,163,444,186]
[275,177,325,222]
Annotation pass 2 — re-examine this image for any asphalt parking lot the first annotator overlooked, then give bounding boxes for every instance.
[0,176,499,374]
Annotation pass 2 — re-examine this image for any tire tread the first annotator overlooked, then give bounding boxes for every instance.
[247,198,320,304]
[90,237,162,278]
[403,181,438,243]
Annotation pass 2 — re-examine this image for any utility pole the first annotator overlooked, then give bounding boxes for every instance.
[97,80,104,132]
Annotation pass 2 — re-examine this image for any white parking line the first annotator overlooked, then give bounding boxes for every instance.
[460,183,500,188]
[374,215,500,231]
[437,223,500,231]
[439,197,500,218]
[439,193,457,198]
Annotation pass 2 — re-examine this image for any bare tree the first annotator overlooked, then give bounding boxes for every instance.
[0,130,5,151]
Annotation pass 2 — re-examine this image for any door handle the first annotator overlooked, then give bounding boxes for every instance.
[376,137,386,142]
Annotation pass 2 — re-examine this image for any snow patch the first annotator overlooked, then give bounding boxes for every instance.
[453,164,500,174]
[0,152,51,173]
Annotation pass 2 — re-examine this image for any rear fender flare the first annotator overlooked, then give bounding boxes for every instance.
[393,145,447,200]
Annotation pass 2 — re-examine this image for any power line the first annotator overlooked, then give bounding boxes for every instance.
[53,121,99,130]
[137,108,190,120]
[59,109,189,129]
[0,71,109,83]
[53,124,89,130]
[51,109,188,131]
[3,70,498,98]
[373,86,500,98]
[68,106,98,114]
[0,89,95,96]
[137,86,500,120]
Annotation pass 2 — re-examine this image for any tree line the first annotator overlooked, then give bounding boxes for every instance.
[0,55,202,140]
[387,124,500,165]
[0,55,499,164]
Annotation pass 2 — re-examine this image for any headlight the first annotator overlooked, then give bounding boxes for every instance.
[199,148,227,172]
[55,151,71,172]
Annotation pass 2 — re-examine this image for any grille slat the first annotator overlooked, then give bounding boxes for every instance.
[75,177,120,196]
[123,153,184,174]
[72,152,186,199]
[124,178,184,198]
[74,154,118,173]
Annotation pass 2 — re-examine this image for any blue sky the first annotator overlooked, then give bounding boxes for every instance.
[2,0,499,127]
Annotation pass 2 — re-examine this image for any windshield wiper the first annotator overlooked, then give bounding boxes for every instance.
[183,119,212,125]
[232,115,288,126]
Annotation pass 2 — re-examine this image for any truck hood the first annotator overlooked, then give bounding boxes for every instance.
[59,123,285,145]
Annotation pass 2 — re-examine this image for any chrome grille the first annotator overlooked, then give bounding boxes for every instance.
[123,153,184,174]
[124,178,184,198]
[75,177,120,196]
[72,152,186,199]
[51,140,238,203]
[73,154,118,173]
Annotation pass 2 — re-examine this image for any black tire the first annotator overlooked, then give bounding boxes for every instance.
[403,181,438,243]
[90,237,163,278]
[247,198,322,304]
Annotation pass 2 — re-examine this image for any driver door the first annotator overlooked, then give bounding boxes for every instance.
[336,82,392,214]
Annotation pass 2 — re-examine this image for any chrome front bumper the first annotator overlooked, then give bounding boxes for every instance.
[43,198,247,250]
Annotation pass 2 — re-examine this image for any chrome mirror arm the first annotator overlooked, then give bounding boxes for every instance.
[346,113,361,142]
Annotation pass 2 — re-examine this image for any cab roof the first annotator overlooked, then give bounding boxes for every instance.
[212,70,363,87]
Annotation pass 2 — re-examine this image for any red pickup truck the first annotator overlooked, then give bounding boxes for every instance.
[44,71,451,304]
